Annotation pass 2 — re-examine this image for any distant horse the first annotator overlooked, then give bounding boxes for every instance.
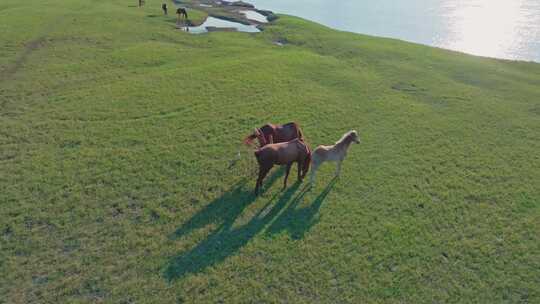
[176,7,188,22]
[254,139,311,195]
[310,130,360,186]
[244,122,303,148]
[162,3,168,15]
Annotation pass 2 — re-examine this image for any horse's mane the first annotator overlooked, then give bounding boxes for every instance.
[335,130,356,145]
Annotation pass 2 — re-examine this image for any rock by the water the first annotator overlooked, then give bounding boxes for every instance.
[231,1,254,8]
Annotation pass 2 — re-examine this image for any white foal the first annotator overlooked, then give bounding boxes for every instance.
[310,130,360,186]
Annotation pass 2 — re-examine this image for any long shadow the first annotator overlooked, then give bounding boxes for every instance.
[165,167,305,280]
[171,167,284,241]
[265,178,338,240]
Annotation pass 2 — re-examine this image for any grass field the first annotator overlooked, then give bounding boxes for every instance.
[1,0,540,303]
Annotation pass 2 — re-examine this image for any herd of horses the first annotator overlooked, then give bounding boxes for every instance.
[244,122,360,195]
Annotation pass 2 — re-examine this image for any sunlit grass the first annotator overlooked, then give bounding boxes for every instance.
[1,0,540,303]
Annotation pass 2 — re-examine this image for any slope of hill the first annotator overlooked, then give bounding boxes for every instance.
[1,0,539,303]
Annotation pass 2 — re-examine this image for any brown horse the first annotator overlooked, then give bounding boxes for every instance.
[244,122,303,148]
[254,138,311,195]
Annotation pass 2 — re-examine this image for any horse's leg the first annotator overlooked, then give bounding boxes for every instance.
[255,167,261,195]
[261,164,272,183]
[283,163,292,190]
[255,164,272,195]
[335,159,342,177]
[255,167,264,195]
[310,160,319,186]
[301,156,309,179]
[297,160,302,181]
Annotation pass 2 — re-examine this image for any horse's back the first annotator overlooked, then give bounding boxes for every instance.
[313,144,340,162]
[276,122,302,142]
[256,139,305,164]
[276,140,304,164]
[260,124,275,134]
[273,139,300,151]
[280,122,299,133]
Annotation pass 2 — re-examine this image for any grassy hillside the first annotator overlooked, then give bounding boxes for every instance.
[1,0,539,303]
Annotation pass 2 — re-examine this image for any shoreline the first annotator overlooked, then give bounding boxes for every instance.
[172,0,278,29]
[173,0,539,63]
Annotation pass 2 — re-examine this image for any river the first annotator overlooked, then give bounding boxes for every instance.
[248,0,540,62]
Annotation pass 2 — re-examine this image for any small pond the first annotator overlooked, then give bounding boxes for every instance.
[183,16,260,34]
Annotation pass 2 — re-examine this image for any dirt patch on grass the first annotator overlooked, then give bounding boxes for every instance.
[391,82,426,93]
[0,37,46,82]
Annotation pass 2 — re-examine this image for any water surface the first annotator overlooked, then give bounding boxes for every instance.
[249,0,540,62]
[186,16,260,34]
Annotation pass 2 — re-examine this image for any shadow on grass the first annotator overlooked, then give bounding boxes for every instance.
[265,177,337,239]
[164,171,335,281]
[164,168,284,279]
[170,167,284,241]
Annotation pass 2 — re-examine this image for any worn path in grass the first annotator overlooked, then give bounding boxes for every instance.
[1,0,540,303]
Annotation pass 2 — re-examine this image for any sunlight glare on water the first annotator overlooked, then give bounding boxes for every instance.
[437,0,537,60]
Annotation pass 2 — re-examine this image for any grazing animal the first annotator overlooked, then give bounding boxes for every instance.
[176,7,188,22]
[254,139,311,195]
[162,3,168,15]
[244,122,303,148]
[310,130,360,186]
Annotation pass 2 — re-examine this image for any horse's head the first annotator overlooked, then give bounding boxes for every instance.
[243,129,258,146]
[243,128,268,147]
[350,130,360,144]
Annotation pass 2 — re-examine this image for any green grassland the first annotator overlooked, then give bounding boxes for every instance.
[1,0,540,303]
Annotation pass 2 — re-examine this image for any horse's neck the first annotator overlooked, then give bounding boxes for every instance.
[335,138,352,151]
[264,125,276,141]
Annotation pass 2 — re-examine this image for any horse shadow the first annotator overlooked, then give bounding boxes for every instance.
[163,170,336,281]
[164,168,289,280]
[265,178,337,240]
